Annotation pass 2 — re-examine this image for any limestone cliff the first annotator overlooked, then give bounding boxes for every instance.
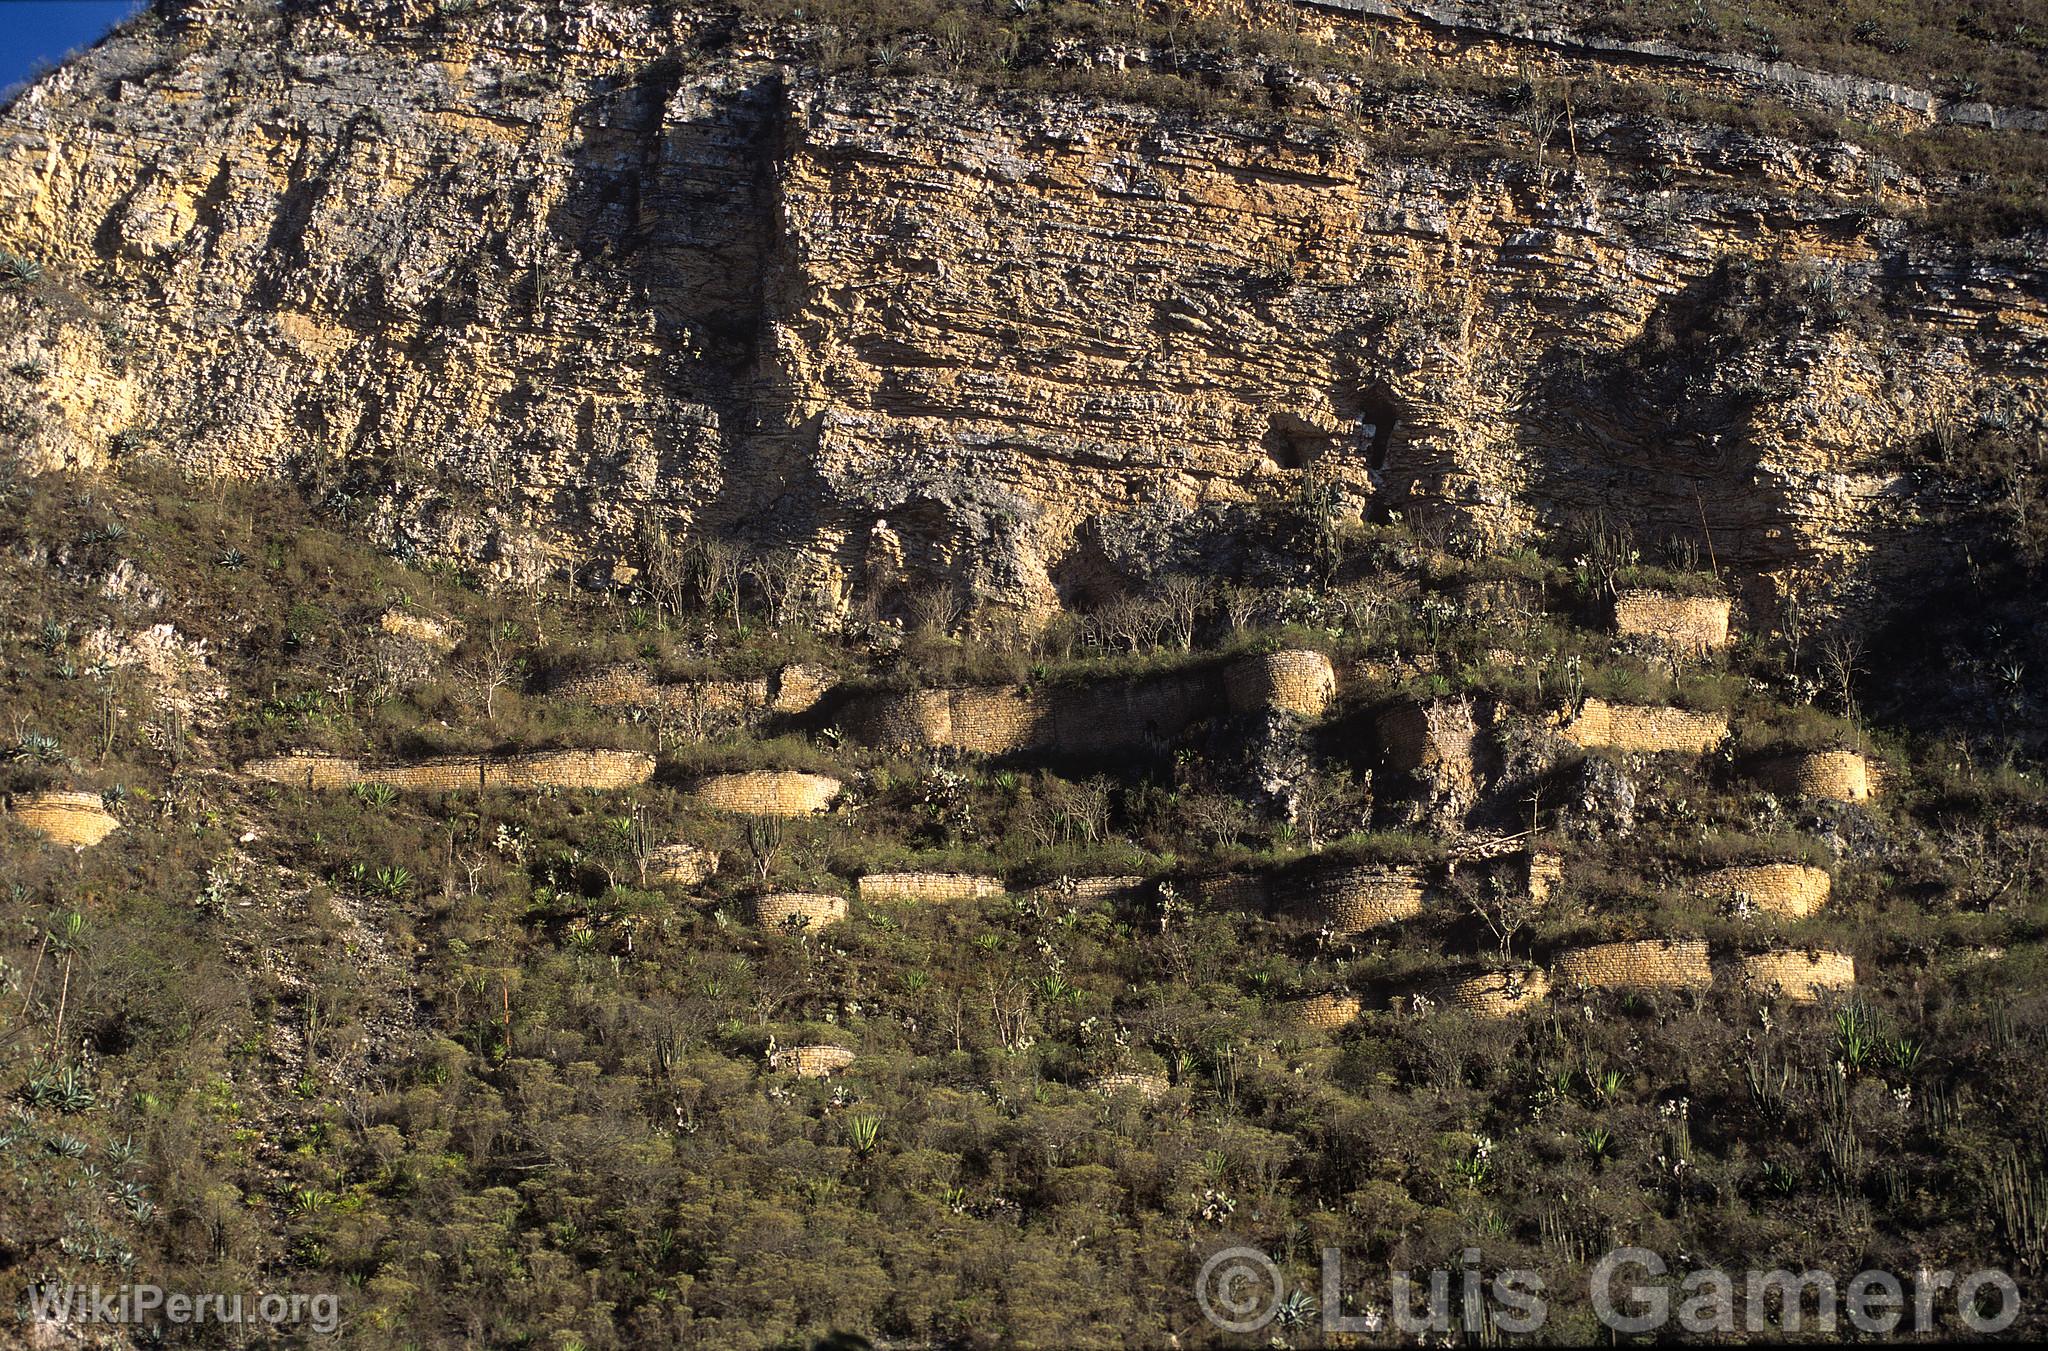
[1,0,2043,624]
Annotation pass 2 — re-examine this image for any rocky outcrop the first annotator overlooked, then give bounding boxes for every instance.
[3,1,2040,625]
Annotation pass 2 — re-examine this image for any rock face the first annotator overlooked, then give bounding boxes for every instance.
[2,1,2042,623]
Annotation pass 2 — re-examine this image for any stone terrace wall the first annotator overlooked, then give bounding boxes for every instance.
[688,770,842,816]
[843,672,1220,756]
[752,893,849,928]
[481,749,656,791]
[1698,863,1831,919]
[647,843,718,888]
[7,791,121,846]
[857,872,1005,903]
[1377,699,1478,778]
[1293,863,1428,936]
[1756,751,1873,802]
[769,1045,856,1077]
[1224,650,1337,718]
[1282,993,1366,1031]
[1553,938,1713,991]
[1090,1071,1171,1101]
[559,663,838,716]
[1028,875,1146,905]
[242,753,362,790]
[1560,700,1728,754]
[1435,968,1552,1017]
[1737,949,1856,1002]
[243,750,654,793]
[1612,591,1731,656]
[1196,873,1272,913]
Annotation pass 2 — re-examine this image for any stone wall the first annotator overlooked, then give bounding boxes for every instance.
[1560,699,1729,754]
[857,872,1005,903]
[843,674,1218,756]
[646,843,718,889]
[1553,938,1713,991]
[1195,873,1271,913]
[1756,750,1873,802]
[1281,992,1365,1031]
[1293,863,1428,936]
[1736,949,1856,1001]
[1028,875,1146,905]
[688,770,842,816]
[1090,1071,1171,1102]
[769,1044,856,1078]
[242,752,362,790]
[1376,699,1478,779]
[1612,591,1731,655]
[1697,863,1830,919]
[1224,650,1337,718]
[242,749,655,793]
[1435,968,1552,1017]
[1525,851,1564,906]
[559,663,837,716]
[752,892,849,929]
[7,790,121,847]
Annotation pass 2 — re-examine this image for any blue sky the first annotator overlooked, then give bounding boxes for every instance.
[1,1,144,98]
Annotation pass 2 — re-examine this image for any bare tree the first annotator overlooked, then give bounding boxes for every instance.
[907,584,963,639]
[639,517,691,623]
[1818,631,1866,723]
[690,538,743,631]
[1155,574,1203,651]
[1292,764,1361,852]
[1459,870,1545,960]
[455,625,522,724]
[1222,585,1260,638]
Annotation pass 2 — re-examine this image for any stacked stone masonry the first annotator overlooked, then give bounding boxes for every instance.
[1090,1072,1171,1102]
[1737,949,1856,1002]
[1282,993,1365,1032]
[1029,875,1145,904]
[646,843,719,889]
[242,750,654,793]
[1224,650,1337,718]
[1376,700,1478,778]
[770,1045,856,1078]
[1553,938,1714,991]
[1757,750,1874,802]
[7,791,121,847]
[560,663,837,716]
[857,872,1005,903]
[1525,851,1564,905]
[1697,863,1831,919]
[1295,864,1428,936]
[1560,700,1729,754]
[843,674,1217,756]
[1436,969,1553,1017]
[689,771,842,816]
[1612,591,1732,656]
[752,893,849,928]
